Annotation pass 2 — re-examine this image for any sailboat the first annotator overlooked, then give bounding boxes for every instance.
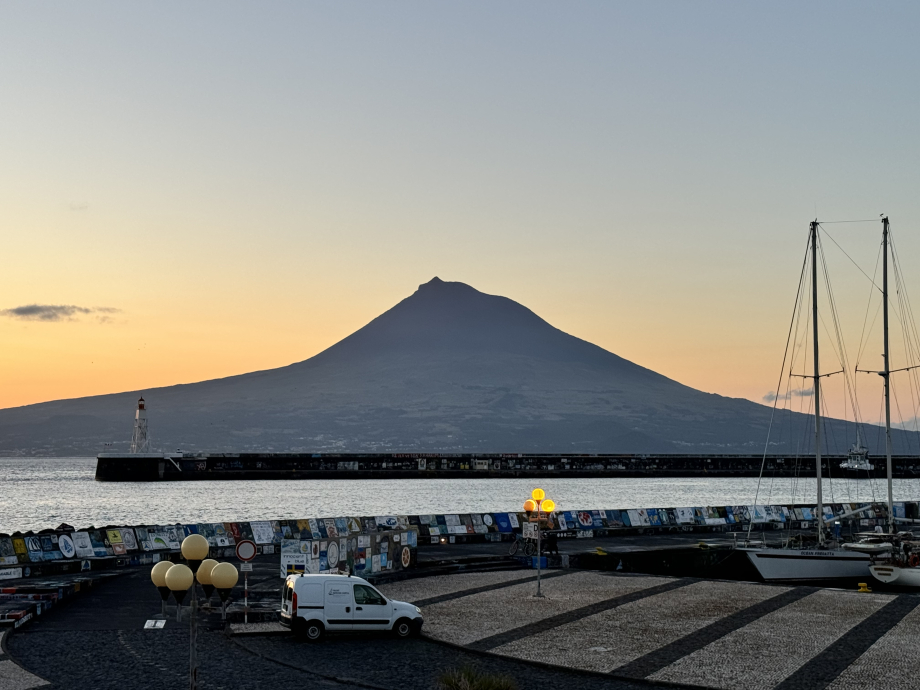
[869,217,920,586]
[742,219,894,582]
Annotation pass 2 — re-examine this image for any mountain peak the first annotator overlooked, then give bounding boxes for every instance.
[417,276,478,295]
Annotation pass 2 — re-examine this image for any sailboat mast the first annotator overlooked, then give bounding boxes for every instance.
[882,216,894,532]
[811,220,824,543]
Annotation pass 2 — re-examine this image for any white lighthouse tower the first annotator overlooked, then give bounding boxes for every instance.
[130,397,150,453]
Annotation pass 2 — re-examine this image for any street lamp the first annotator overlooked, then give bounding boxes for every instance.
[196,558,219,606]
[210,562,240,621]
[180,534,208,690]
[181,533,210,574]
[524,488,555,598]
[164,559,198,690]
[150,536,231,690]
[151,560,173,618]
[165,563,195,619]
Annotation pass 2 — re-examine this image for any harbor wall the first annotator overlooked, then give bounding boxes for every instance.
[3,499,913,585]
[95,452,920,481]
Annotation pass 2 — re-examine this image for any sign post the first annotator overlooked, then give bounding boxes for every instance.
[236,540,257,624]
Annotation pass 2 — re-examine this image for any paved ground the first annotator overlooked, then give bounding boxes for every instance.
[5,546,915,690]
[404,571,920,690]
[2,568,676,690]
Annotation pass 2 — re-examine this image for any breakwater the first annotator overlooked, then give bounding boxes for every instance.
[95,451,920,481]
[3,498,913,583]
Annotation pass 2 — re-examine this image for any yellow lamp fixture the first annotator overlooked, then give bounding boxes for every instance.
[196,558,219,600]
[211,562,239,595]
[542,499,556,513]
[181,534,210,571]
[165,563,195,611]
[196,559,218,585]
[211,562,240,619]
[150,560,173,588]
[165,563,194,591]
[532,488,545,502]
[523,499,537,513]
[150,561,174,614]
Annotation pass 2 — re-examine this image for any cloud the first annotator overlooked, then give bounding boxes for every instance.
[0,304,121,322]
[69,202,89,211]
[763,387,813,403]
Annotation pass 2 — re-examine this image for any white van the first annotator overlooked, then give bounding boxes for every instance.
[280,573,423,641]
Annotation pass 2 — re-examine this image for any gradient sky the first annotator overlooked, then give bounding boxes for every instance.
[2,2,920,419]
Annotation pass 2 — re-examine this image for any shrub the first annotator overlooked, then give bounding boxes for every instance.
[437,666,518,690]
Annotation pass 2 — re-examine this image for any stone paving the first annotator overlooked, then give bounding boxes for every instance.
[419,572,920,690]
[4,569,668,690]
[828,601,920,690]
[417,571,674,647]
[0,630,49,690]
[649,589,889,689]
[496,580,786,673]
[380,568,540,606]
[9,564,920,689]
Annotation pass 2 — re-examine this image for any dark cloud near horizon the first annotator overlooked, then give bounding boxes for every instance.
[763,387,814,403]
[0,304,121,322]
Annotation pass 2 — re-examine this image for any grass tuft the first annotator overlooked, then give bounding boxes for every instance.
[437,666,518,690]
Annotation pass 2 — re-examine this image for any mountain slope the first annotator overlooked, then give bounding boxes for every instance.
[0,277,911,455]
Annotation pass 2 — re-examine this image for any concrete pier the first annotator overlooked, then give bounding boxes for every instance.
[94,451,920,481]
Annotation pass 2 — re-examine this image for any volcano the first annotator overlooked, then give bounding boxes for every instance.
[0,277,908,455]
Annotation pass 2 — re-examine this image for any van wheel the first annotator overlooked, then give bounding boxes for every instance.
[296,619,324,642]
[393,618,413,638]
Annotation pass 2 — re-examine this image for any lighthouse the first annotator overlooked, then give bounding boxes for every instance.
[130,397,150,453]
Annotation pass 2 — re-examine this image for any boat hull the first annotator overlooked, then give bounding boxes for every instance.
[742,547,872,581]
[870,564,920,586]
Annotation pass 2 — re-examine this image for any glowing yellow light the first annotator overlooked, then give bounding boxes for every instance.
[523,499,537,512]
[542,499,556,513]
[532,488,545,501]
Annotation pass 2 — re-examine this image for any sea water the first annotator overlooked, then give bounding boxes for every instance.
[1,457,916,533]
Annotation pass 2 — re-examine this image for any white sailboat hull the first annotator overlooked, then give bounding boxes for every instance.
[742,547,872,581]
[870,564,920,587]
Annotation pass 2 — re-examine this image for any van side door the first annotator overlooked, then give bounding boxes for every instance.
[352,584,391,630]
[324,581,354,630]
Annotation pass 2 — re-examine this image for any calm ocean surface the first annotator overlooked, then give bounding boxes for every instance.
[2,457,918,533]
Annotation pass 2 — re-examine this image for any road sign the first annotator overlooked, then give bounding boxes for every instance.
[523,522,538,539]
[240,562,253,572]
[236,540,257,562]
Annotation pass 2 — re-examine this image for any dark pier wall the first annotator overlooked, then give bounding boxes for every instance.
[95,452,920,482]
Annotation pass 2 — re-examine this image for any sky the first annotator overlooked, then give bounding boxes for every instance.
[2,2,920,420]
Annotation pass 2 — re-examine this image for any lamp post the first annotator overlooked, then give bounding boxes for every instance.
[165,563,195,620]
[196,558,218,608]
[164,560,197,689]
[210,562,240,621]
[179,534,209,690]
[150,537,240,690]
[150,560,173,618]
[523,488,555,598]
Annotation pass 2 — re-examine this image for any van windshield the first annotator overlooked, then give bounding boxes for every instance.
[353,584,386,605]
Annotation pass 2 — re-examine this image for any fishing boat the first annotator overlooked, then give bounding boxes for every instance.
[742,219,898,582]
[838,437,874,475]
